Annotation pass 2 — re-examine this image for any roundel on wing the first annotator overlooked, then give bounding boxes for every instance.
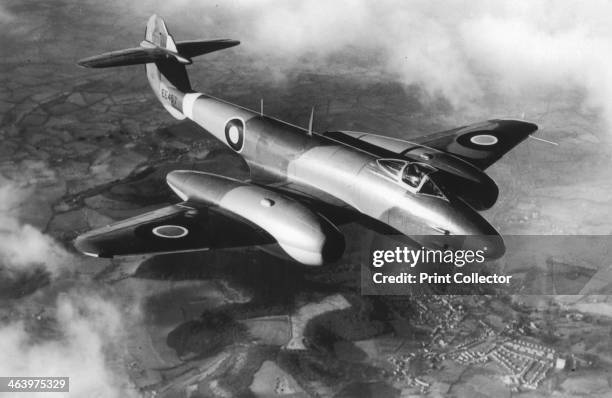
[225,118,244,151]
[457,130,499,150]
[152,225,189,238]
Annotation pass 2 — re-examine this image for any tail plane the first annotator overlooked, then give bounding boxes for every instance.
[77,14,239,119]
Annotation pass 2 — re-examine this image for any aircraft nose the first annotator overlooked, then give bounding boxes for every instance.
[166,170,190,186]
[166,170,192,200]
[462,234,505,259]
[443,199,506,259]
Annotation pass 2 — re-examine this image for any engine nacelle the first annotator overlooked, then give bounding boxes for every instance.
[166,170,344,266]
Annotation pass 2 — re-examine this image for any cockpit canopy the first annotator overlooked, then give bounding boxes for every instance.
[376,159,446,199]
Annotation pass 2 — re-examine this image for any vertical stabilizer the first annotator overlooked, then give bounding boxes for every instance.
[145,14,190,119]
[145,14,178,52]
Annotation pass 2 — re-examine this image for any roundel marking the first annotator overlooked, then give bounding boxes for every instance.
[152,225,189,239]
[469,134,498,146]
[224,118,245,151]
[228,125,240,143]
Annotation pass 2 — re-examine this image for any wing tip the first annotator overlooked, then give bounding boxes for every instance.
[74,235,113,258]
[494,118,538,134]
[76,56,97,68]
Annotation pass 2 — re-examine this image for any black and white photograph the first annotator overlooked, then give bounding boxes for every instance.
[1,0,612,397]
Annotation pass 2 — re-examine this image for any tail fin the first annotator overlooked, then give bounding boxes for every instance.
[145,14,179,52]
[77,14,239,119]
[143,15,191,119]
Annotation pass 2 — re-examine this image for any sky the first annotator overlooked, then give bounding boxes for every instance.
[126,0,612,128]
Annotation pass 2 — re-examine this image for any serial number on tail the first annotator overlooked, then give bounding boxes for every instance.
[161,88,178,106]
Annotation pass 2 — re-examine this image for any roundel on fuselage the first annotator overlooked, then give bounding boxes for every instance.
[225,118,244,151]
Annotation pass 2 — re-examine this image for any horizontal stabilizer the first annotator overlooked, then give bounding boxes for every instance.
[78,46,177,68]
[77,39,239,68]
[176,39,240,58]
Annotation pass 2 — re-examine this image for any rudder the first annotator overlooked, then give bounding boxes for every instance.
[145,14,177,51]
[145,14,191,119]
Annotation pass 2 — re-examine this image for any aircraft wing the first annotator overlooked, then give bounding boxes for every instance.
[325,119,538,170]
[74,202,273,258]
[409,119,538,169]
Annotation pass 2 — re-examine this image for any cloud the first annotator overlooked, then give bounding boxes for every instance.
[460,11,612,117]
[0,4,13,24]
[0,290,139,398]
[0,180,69,276]
[0,177,140,397]
[139,0,612,125]
[237,0,484,103]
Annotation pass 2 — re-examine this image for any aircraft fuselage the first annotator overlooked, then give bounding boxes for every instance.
[162,87,503,256]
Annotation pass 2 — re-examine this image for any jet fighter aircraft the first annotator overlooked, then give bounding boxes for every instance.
[74,15,538,266]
